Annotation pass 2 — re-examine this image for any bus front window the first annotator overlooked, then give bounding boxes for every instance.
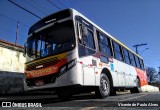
[26,20,75,59]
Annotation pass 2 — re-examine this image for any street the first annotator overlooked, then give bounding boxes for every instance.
[0,91,160,110]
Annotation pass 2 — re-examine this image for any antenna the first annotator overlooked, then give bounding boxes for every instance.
[15,21,19,45]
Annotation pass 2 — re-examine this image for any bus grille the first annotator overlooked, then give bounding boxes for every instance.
[26,57,60,71]
[26,73,57,87]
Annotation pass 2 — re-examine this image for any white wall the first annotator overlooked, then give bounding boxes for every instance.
[141,85,159,92]
[0,47,26,72]
[0,47,26,94]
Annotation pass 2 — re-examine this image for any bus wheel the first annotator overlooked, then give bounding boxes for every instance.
[130,78,141,93]
[135,78,141,93]
[57,87,72,101]
[95,74,110,98]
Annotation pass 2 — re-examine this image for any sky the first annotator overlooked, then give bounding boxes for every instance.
[0,0,160,71]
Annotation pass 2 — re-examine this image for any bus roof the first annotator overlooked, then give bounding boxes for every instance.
[28,8,142,59]
[70,8,143,59]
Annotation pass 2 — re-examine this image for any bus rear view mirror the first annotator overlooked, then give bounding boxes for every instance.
[77,23,82,40]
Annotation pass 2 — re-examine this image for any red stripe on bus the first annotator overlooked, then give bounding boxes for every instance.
[135,68,148,86]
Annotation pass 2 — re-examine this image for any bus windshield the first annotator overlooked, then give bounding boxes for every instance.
[26,20,75,59]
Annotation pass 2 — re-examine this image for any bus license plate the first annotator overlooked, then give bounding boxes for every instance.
[35,80,44,86]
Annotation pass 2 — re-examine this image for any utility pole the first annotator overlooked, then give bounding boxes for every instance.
[133,43,147,54]
[15,21,19,45]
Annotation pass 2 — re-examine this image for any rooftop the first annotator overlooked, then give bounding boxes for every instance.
[0,39,24,52]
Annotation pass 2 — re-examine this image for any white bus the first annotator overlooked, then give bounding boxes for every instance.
[24,8,148,100]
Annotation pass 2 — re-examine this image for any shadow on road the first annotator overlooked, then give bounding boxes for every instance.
[0,91,133,107]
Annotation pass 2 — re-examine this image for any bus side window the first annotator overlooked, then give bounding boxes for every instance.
[142,60,145,70]
[78,24,96,57]
[123,48,131,64]
[129,52,137,67]
[135,56,141,69]
[77,22,82,43]
[113,41,123,61]
[139,58,144,70]
[82,26,95,50]
[97,31,113,57]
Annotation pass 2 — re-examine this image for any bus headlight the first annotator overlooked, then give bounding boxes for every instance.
[68,59,76,69]
[59,59,76,75]
[60,66,67,73]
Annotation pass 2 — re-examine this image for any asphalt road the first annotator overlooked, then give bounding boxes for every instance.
[0,91,160,110]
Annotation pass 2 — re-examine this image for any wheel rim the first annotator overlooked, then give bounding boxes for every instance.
[100,77,109,95]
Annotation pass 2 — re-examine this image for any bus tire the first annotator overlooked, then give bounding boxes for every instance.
[95,74,110,98]
[135,78,141,93]
[130,78,141,93]
[57,87,72,101]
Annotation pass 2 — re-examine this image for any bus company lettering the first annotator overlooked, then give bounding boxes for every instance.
[26,66,58,78]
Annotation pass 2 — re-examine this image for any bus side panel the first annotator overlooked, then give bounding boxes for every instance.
[111,59,119,87]
[130,66,138,87]
[95,67,102,86]
[57,50,84,86]
[79,56,96,86]
[58,65,80,86]
[117,60,136,87]
[113,59,137,87]
[135,68,148,87]
[94,59,119,87]
[95,60,114,86]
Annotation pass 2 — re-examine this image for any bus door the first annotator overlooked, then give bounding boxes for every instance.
[112,41,126,86]
[77,20,96,85]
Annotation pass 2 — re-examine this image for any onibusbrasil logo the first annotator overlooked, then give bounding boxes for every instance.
[2,102,42,107]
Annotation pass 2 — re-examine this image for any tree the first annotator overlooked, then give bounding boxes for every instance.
[146,67,158,83]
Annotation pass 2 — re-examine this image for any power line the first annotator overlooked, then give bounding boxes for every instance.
[58,0,70,8]
[133,43,147,54]
[8,0,41,19]
[70,0,89,14]
[31,0,51,15]
[63,0,72,8]
[47,0,62,10]
[23,0,48,16]
[0,12,29,28]
[139,48,149,55]
[68,0,95,21]
[59,0,89,18]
